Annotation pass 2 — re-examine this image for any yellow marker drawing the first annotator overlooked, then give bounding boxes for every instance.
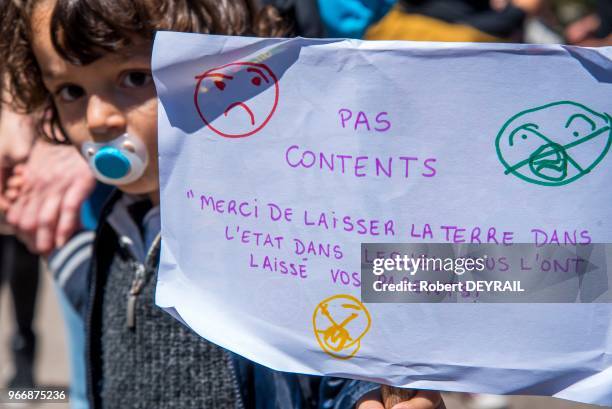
[312,294,371,360]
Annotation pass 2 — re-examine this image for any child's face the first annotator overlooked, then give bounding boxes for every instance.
[31,1,159,200]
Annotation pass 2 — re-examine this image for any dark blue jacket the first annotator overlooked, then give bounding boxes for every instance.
[51,190,378,409]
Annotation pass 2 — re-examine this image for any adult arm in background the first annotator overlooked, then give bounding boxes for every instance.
[4,139,96,255]
[1,77,96,254]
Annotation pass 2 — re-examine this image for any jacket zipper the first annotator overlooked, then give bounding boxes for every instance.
[126,263,146,329]
[126,233,161,329]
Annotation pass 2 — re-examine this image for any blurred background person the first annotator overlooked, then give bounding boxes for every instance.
[0,234,39,389]
[364,0,543,42]
[564,0,612,46]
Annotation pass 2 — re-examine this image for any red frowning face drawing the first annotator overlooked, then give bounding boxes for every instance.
[194,62,279,138]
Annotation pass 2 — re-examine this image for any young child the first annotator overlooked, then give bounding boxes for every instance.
[0,1,443,408]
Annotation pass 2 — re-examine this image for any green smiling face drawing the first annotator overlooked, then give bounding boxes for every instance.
[496,101,611,186]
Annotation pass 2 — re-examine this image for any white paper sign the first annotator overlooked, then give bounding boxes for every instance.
[152,32,612,406]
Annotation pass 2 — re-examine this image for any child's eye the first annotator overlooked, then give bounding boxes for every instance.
[121,71,153,88]
[56,85,85,103]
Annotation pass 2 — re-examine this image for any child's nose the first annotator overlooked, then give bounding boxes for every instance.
[86,95,127,140]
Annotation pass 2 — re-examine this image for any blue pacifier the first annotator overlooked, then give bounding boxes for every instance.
[82,134,148,185]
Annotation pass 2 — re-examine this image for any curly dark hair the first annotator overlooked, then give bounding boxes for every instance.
[0,0,291,141]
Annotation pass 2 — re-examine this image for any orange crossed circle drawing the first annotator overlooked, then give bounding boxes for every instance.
[312,294,372,360]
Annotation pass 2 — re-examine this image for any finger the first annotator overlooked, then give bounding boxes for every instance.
[0,197,10,212]
[35,190,63,254]
[392,390,443,409]
[15,171,34,196]
[12,163,25,175]
[55,181,90,247]
[0,166,9,210]
[16,187,44,243]
[356,389,385,409]
[6,193,27,228]
[5,176,25,203]
[5,187,21,201]
[0,165,6,194]
[7,174,24,189]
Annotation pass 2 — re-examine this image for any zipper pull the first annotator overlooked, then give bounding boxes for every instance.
[127,293,137,329]
[126,263,147,329]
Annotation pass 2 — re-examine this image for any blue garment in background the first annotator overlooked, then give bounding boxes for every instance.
[317,0,396,38]
[80,183,115,230]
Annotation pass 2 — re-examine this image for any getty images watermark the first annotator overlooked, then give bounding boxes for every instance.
[361,243,612,303]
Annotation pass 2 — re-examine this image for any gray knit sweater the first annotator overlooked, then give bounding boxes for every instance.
[97,202,239,408]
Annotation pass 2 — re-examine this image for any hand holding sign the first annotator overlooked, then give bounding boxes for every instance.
[358,388,446,409]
